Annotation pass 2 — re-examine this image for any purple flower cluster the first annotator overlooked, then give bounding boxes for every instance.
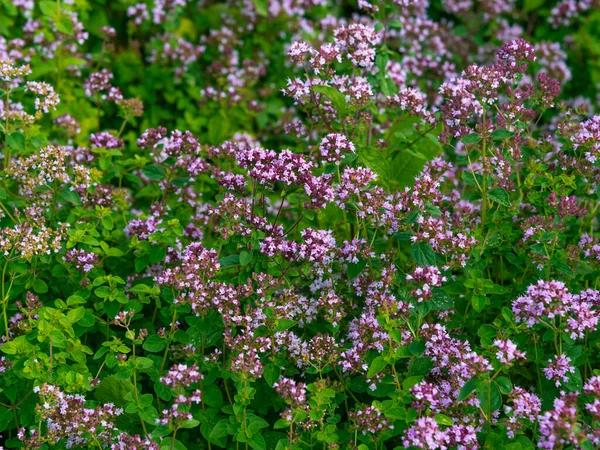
[63,249,99,273]
[543,354,575,387]
[512,280,600,339]
[406,266,447,303]
[22,384,123,448]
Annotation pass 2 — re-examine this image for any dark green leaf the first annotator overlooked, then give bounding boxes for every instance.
[219,255,239,268]
[59,186,81,205]
[6,133,25,152]
[347,259,367,280]
[143,335,167,352]
[33,278,49,294]
[312,85,347,116]
[431,289,453,311]
[142,165,166,181]
[367,356,387,378]
[488,188,511,207]
[461,134,481,144]
[457,377,480,402]
[411,242,436,266]
[490,129,515,139]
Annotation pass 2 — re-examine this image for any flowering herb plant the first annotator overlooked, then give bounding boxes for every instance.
[1,0,600,449]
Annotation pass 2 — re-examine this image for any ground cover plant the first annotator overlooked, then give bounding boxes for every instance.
[1,0,600,448]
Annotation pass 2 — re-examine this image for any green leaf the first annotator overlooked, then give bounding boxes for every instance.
[495,377,513,395]
[409,340,426,356]
[367,356,387,378]
[102,216,114,230]
[263,364,281,387]
[219,255,239,268]
[160,438,187,450]
[94,375,133,407]
[388,19,402,29]
[550,257,575,277]
[312,85,347,116]
[95,286,112,298]
[461,133,481,144]
[180,419,200,429]
[6,133,25,152]
[33,278,49,294]
[39,0,58,16]
[477,324,496,341]
[435,414,454,426]
[471,295,487,312]
[136,357,154,369]
[274,419,289,430]
[248,434,266,450]
[457,377,480,402]
[524,0,544,10]
[477,381,502,412]
[252,0,268,15]
[149,246,166,264]
[203,384,223,409]
[67,307,85,323]
[411,242,436,266]
[347,259,367,280]
[488,188,511,207]
[275,319,296,332]
[461,170,481,188]
[59,186,81,205]
[431,289,453,311]
[142,165,166,181]
[208,112,230,145]
[210,419,230,440]
[0,336,30,354]
[490,129,515,139]
[143,334,167,352]
[564,367,583,392]
[240,250,253,266]
[409,357,433,376]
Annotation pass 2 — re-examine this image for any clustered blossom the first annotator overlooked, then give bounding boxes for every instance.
[21,384,123,448]
[349,405,393,435]
[4,2,600,449]
[127,3,149,25]
[274,376,309,423]
[111,434,160,450]
[124,207,164,240]
[160,363,203,389]
[25,81,59,114]
[0,356,11,373]
[63,249,99,273]
[406,266,446,302]
[90,131,124,150]
[402,417,478,449]
[512,280,600,339]
[569,115,600,163]
[54,114,81,136]
[318,133,355,164]
[549,0,594,28]
[157,363,202,428]
[0,59,31,82]
[84,70,123,102]
[538,392,597,449]
[152,0,186,24]
[0,207,69,259]
[333,24,380,68]
[493,339,526,365]
[440,38,542,141]
[504,387,542,438]
[543,354,575,387]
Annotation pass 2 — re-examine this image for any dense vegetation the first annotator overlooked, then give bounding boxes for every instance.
[1,0,600,448]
